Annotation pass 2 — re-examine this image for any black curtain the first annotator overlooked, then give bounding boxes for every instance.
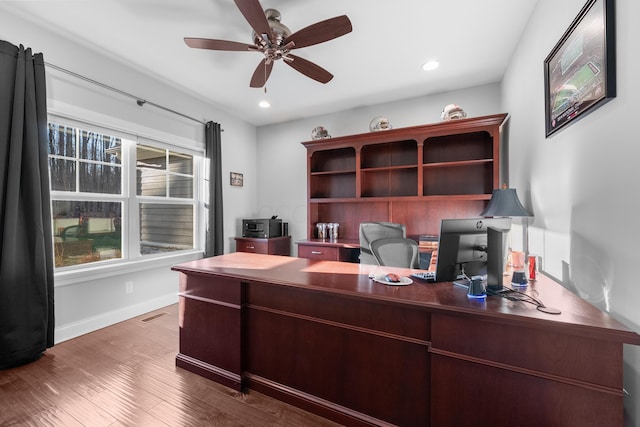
[0,40,55,369]
[204,121,223,257]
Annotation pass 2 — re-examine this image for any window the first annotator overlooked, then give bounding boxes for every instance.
[136,144,195,255]
[48,120,200,269]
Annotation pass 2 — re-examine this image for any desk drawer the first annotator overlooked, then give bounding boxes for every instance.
[298,244,339,261]
[236,240,268,254]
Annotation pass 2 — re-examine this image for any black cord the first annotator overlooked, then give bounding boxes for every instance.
[489,285,561,313]
[501,285,546,308]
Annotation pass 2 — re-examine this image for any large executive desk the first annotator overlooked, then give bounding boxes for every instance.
[172,252,640,426]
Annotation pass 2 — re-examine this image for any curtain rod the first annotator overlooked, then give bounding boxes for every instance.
[45,62,207,126]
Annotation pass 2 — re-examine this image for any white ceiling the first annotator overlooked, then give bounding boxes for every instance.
[2,0,538,126]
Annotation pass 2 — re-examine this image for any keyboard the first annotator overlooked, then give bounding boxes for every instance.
[411,271,436,282]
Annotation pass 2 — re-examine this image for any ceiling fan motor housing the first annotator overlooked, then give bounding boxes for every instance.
[253,9,291,48]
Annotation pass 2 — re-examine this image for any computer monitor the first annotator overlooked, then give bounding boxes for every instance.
[434,217,511,282]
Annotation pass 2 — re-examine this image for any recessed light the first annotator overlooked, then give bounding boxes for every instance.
[421,60,440,71]
[258,100,271,108]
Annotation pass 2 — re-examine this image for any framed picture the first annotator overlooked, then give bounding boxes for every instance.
[544,0,616,137]
[230,172,243,187]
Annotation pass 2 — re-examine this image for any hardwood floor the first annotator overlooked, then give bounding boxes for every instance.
[0,304,342,426]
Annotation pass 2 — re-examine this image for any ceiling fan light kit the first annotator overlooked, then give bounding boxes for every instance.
[184,0,352,88]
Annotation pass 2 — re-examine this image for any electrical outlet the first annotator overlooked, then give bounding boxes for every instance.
[125,281,133,294]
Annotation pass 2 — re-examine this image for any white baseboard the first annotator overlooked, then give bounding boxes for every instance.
[54,293,179,344]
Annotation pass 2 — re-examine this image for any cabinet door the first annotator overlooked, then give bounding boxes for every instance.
[266,237,291,256]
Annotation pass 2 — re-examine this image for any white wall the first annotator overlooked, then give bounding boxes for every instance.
[1,9,258,343]
[256,83,503,254]
[502,0,640,423]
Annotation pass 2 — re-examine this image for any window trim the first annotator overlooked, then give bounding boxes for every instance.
[49,114,205,280]
[54,250,203,287]
[48,111,204,157]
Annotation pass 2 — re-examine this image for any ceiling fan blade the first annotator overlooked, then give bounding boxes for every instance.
[233,0,272,41]
[250,58,274,88]
[184,38,255,51]
[284,54,333,84]
[284,15,352,49]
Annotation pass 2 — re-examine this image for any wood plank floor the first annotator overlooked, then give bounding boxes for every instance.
[0,304,342,426]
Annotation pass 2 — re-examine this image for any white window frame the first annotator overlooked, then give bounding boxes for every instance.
[49,114,205,287]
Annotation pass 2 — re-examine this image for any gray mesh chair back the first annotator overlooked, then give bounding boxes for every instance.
[359,222,406,265]
[370,237,420,269]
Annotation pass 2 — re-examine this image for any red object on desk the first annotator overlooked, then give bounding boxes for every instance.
[528,255,537,280]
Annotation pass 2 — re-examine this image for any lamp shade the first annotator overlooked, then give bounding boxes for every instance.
[480,188,532,217]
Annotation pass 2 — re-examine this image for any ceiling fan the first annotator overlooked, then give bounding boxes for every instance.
[184,0,352,88]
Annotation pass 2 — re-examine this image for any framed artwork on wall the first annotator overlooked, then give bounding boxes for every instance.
[543,0,616,137]
[230,172,243,187]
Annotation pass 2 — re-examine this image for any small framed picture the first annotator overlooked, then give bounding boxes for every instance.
[230,172,243,187]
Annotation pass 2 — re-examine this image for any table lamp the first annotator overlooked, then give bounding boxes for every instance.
[480,184,533,266]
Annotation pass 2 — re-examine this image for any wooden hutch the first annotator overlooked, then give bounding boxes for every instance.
[297,113,508,261]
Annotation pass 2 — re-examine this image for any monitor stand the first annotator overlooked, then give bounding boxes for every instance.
[486,286,509,295]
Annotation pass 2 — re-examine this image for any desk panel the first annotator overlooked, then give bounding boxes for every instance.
[431,312,623,389]
[246,305,429,426]
[431,354,622,426]
[246,281,431,341]
[176,272,243,390]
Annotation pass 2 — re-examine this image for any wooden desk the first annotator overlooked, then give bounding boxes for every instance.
[172,253,640,426]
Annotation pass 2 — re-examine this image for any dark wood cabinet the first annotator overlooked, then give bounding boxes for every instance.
[235,236,290,256]
[301,114,508,246]
[173,253,640,427]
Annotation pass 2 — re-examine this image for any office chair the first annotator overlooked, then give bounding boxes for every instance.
[370,237,420,269]
[359,222,406,265]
